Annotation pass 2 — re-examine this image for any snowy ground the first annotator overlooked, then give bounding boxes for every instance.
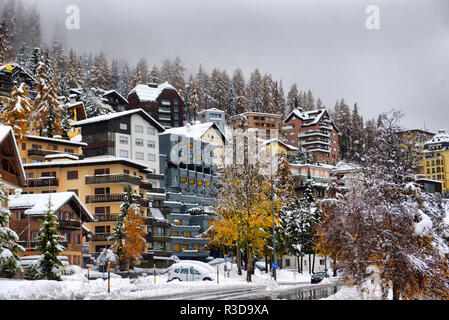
[0,263,314,300]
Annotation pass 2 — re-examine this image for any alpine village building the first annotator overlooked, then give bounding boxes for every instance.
[126,82,185,129]
[283,108,340,165]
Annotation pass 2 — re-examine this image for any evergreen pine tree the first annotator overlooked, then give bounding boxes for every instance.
[129,57,149,90]
[247,69,263,112]
[0,22,14,62]
[228,68,247,116]
[32,196,65,281]
[287,83,299,114]
[0,183,25,278]
[0,82,33,142]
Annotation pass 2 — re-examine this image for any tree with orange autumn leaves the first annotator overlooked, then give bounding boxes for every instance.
[109,185,146,271]
[211,161,284,282]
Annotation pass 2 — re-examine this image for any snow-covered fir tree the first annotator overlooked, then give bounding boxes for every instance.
[31,196,65,281]
[286,83,299,114]
[247,69,263,112]
[89,51,111,90]
[129,57,149,90]
[0,184,25,278]
[0,21,14,62]
[0,82,33,142]
[66,48,85,88]
[227,68,247,116]
[185,75,201,122]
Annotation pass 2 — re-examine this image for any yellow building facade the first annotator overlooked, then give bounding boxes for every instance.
[422,131,449,192]
[22,157,153,255]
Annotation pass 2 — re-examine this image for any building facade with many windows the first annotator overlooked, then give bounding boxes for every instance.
[283,108,340,165]
[422,130,449,193]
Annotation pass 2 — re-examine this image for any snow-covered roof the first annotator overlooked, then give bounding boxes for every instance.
[284,108,339,132]
[199,108,224,113]
[161,122,226,141]
[128,82,178,102]
[72,108,165,132]
[8,192,94,221]
[0,63,35,82]
[262,138,299,151]
[26,134,87,146]
[102,89,128,104]
[45,153,80,160]
[425,131,449,144]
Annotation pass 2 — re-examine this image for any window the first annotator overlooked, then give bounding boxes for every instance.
[135,125,143,133]
[67,189,79,196]
[148,154,156,161]
[119,123,127,130]
[135,138,144,147]
[147,140,156,149]
[148,127,156,135]
[21,143,26,150]
[119,136,128,144]
[94,168,110,175]
[161,99,171,106]
[136,152,144,160]
[173,99,179,105]
[64,148,74,154]
[67,171,78,180]
[119,150,128,158]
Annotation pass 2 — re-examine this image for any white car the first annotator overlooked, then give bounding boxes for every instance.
[167,261,216,282]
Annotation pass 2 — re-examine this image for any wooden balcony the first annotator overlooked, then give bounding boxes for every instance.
[139,180,153,190]
[26,177,59,188]
[27,148,84,159]
[85,193,125,204]
[91,233,112,242]
[85,193,149,207]
[85,174,141,185]
[58,220,82,229]
[94,213,119,222]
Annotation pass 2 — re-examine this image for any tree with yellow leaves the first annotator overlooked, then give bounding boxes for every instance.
[212,161,283,282]
[110,185,146,271]
[0,82,33,143]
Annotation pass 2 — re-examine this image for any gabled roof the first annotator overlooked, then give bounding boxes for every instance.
[128,82,180,102]
[65,101,87,121]
[284,108,340,132]
[102,90,128,104]
[263,138,299,151]
[0,63,36,83]
[8,191,94,221]
[161,121,226,142]
[72,108,165,132]
[0,126,26,187]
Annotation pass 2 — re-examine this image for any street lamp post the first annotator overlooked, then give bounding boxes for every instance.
[270,144,276,281]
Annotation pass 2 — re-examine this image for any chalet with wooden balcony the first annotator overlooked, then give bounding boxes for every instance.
[283,108,340,165]
[8,191,94,266]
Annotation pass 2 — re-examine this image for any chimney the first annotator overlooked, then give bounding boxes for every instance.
[148,83,158,88]
[438,129,446,134]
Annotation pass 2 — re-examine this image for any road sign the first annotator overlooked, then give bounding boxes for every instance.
[272,263,278,269]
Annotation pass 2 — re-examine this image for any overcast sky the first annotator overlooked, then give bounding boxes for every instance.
[26,0,449,132]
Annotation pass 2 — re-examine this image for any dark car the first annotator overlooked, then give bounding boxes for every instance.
[311,271,329,284]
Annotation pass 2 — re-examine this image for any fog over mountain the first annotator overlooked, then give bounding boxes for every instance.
[19,0,449,132]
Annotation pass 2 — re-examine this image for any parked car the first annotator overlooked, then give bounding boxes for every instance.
[311,271,329,284]
[167,261,216,282]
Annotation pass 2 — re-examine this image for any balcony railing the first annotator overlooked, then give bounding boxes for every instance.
[85,193,125,204]
[91,233,112,242]
[58,220,82,229]
[26,177,59,188]
[139,181,153,190]
[85,193,149,207]
[94,213,119,222]
[85,174,141,185]
[27,148,83,159]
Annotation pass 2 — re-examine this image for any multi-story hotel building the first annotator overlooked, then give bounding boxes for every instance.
[229,111,281,140]
[422,130,449,193]
[127,82,185,129]
[72,108,165,188]
[283,108,340,165]
[395,129,436,175]
[21,156,173,267]
[159,129,220,261]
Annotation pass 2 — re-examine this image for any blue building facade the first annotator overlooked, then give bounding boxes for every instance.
[159,132,219,261]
